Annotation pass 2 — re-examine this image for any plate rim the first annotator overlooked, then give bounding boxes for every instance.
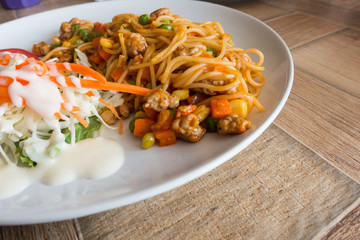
[0,0,294,225]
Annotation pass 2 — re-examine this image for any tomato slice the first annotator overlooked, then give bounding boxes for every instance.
[0,48,39,59]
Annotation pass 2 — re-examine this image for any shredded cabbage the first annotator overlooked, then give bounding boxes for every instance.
[0,54,124,167]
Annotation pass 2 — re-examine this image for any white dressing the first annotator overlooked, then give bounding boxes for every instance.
[0,52,127,199]
[0,137,124,199]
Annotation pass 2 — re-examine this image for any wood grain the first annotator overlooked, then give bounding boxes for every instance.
[292,29,360,98]
[0,0,360,239]
[275,69,360,183]
[320,199,360,239]
[0,8,16,23]
[0,220,82,240]
[258,0,360,30]
[264,12,344,49]
[229,0,291,21]
[14,0,90,18]
[76,125,360,240]
[328,0,360,10]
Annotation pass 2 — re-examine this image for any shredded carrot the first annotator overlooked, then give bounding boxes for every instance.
[0,86,10,98]
[85,90,120,119]
[0,56,153,129]
[51,63,106,84]
[0,54,11,65]
[54,112,68,120]
[98,98,120,119]
[118,118,123,135]
[71,111,89,128]
[84,90,94,97]
[0,97,12,103]
[82,81,153,96]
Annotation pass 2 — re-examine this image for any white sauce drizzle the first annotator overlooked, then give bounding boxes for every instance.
[0,137,124,199]
[0,52,125,199]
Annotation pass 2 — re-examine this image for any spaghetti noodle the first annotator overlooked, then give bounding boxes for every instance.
[32,8,266,147]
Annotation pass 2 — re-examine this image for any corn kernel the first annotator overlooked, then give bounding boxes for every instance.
[229,99,248,118]
[62,41,71,47]
[194,105,210,122]
[52,36,61,45]
[134,111,147,119]
[69,35,81,44]
[142,132,155,149]
[100,38,114,49]
[172,89,189,100]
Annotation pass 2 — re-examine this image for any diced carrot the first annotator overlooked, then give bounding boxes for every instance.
[143,105,158,120]
[154,129,177,147]
[187,93,206,105]
[176,105,197,118]
[133,118,155,137]
[92,37,101,49]
[89,54,104,65]
[160,113,174,130]
[141,67,151,81]
[94,22,107,33]
[210,99,232,118]
[213,64,225,72]
[111,67,128,82]
[98,45,112,61]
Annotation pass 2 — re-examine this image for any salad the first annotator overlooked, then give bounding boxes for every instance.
[0,51,150,168]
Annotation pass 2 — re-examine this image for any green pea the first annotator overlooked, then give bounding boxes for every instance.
[158,24,173,30]
[129,118,136,133]
[78,29,90,41]
[206,116,220,132]
[134,111,147,119]
[51,44,61,50]
[142,132,155,149]
[146,82,152,89]
[127,79,136,85]
[88,32,103,42]
[206,47,216,57]
[72,25,81,33]
[170,109,177,116]
[138,104,144,112]
[73,39,85,45]
[139,14,150,26]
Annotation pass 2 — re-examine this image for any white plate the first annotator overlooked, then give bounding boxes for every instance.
[0,0,293,225]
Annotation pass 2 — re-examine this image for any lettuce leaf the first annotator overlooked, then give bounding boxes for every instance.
[15,140,37,167]
[62,116,102,144]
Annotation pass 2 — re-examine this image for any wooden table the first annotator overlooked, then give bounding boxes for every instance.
[1,0,359,239]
